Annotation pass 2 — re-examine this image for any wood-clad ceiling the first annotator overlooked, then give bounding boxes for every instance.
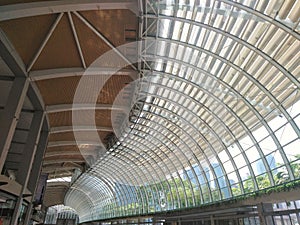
[0,0,138,206]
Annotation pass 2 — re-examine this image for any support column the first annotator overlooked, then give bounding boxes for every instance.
[10,111,44,225]
[0,77,29,172]
[257,203,273,225]
[23,202,33,225]
[24,122,49,225]
[27,122,49,193]
[211,215,215,225]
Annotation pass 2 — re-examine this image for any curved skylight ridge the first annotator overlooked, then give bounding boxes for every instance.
[65,0,300,222]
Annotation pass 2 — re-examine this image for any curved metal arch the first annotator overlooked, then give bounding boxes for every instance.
[126,114,197,207]
[144,39,300,135]
[145,69,275,190]
[90,164,147,218]
[148,48,299,167]
[143,15,300,88]
[128,120,202,207]
[124,129,191,208]
[93,176,119,218]
[141,71,276,188]
[131,118,210,205]
[121,128,192,209]
[65,187,95,219]
[88,175,118,215]
[123,131,180,188]
[113,142,171,213]
[145,37,300,100]
[81,175,114,206]
[84,176,114,220]
[151,0,300,39]
[89,159,142,212]
[90,167,148,217]
[91,150,155,215]
[79,175,126,219]
[119,138,178,210]
[137,92,239,198]
[144,67,294,184]
[137,118,224,203]
[139,73,265,189]
[130,123,205,206]
[133,110,224,203]
[72,175,113,207]
[143,45,298,180]
[220,0,300,40]
[139,97,231,199]
[132,98,228,201]
[138,79,245,194]
[132,112,210,204]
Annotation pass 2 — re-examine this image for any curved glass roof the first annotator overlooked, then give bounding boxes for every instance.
[65,0,300,222]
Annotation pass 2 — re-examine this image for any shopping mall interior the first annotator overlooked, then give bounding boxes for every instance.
[0,0,299,224]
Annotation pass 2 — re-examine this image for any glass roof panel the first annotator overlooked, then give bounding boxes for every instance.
[66,0,300,222]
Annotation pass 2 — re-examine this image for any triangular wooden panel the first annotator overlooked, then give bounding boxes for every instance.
[80,10,138,47]
[0,14,57,67]
[71,13,114,67]
[32,13,82,70]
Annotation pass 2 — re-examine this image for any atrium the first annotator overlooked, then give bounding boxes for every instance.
[0,0,299,225]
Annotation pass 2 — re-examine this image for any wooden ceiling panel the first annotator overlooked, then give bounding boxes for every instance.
[32,13,82,70]
[46,144,107,159]
[48,110,113,127]
[48,131,112,143]
[47,145,80,152]
[80,10,138,47]
[0,14,57,67]
[36,76,80,105]
[35,75,133,105]
[71,13,111,67]
[97,75,133,104]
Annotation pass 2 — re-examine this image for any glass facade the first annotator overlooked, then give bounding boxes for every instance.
[65,0,300,223]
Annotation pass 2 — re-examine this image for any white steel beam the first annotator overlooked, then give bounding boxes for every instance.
[45,150,96,157]
[0,0,137,21]
[46,103,126,113]
[27,13,63,72]
[29,67,138,81]
[43,158,86,165]
[50,125,113,133]
[47,141,102,147]
[43,163,83,172]
[73,11,137,70]
[67,12,86,69]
